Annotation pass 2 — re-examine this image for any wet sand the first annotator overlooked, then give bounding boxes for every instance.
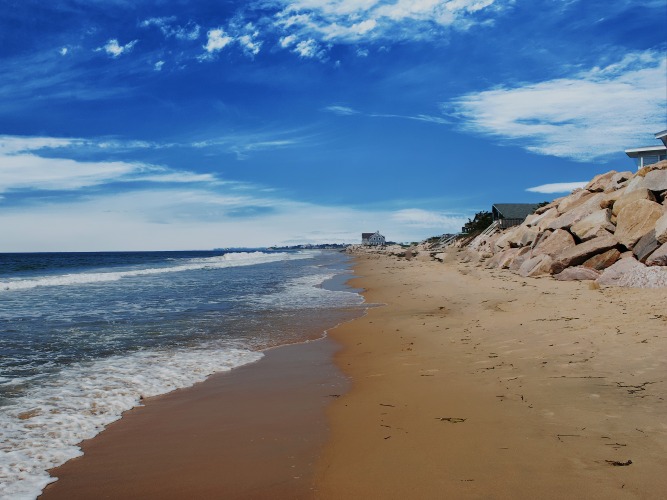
[314,252,667,499]
[41,337,347,499]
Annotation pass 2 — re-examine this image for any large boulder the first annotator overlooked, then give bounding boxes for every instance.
[531,229,576,258]
[633,230,661,263]
[554,266,601,281]
[506,225,539,248]
[581,248,621,271]
[570,209,615,242]
[551,233,619,274]
[584,171,618,192]
[518,254,553,277]
[655,212,667,244]
[611,188,656,216]
[614,199,665,249]
[625,168,667,194]
[508,247,533,272]
[606,171,633,192]
[600,187,627,209]
[646,243,667,267]
[547,193,605,230]
[525,207,558,231]
[557,189,594,214]
[597,257,667,288]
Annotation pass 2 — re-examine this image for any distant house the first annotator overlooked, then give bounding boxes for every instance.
[625,130,667,169]
[492,203,539,230]
[361,231,386,246]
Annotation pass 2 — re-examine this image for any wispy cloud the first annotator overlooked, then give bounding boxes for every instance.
[140,17,201,40]
[447,50,667,161]
[323,105,359,115]
[526,182,588,194]
[96,39,138,58]
[391,208,467,230]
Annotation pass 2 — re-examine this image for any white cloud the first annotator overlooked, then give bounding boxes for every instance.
[448,50,667,161]
[324,105,359,115]
[293,38,323,58]
[154,60,165,71]
[59,47,68,56]
[140,17,201,40]
[96,39,138,58]
[0,135,217,193]
[238,33,262,56]
[526,182,588,194]
[391,208,467,230]
[203,28,233,53]
[279,34,298,47]
[274,0,505,47]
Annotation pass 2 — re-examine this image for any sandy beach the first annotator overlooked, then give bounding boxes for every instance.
[41,251,667,499]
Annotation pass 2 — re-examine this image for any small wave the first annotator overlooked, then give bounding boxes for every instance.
[0,346,263,500]
[0,252,312,292]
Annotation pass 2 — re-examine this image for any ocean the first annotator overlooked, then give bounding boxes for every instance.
[0,250,364,499]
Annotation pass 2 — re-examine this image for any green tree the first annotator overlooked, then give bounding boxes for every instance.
[461,211,493,234]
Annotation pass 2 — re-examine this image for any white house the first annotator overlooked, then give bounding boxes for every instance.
[625,130,667,169]
[361,231,386,246]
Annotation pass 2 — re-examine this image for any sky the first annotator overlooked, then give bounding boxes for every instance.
[0,0,665,251]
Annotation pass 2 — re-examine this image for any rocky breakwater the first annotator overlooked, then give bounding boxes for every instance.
[467,160,667,288]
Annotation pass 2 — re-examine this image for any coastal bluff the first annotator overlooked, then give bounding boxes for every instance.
[351,160,667,288]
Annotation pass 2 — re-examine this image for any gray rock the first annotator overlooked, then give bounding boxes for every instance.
[655,212,667,244]
[615,199,665,249]
[554,266,601,281]
[633,230,661,263]
[646,243,667,266]
[551,233,619,274]
[570,209,615,242]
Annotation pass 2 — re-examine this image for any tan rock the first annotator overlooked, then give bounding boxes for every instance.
[645,243,667,266]
[625,169,667,194]
[599,187,626,209]
[506,225,539,248]
[570,209,615,242]
[557,189,593,214]
[495,248,521,269]
[615,199,665,249]
[597,258,645,286]
[554,266,601,281]
[534,198,563,214]
[655,213,667,244]
[531,229,576,258]
[611,188,656,216]
[585,171,617,192]
[551,233,619,274]
[518,254,553,277]
[508,247,533,272]
[605,171,633,192]
[582,248,621,271]
[547,193,605,230]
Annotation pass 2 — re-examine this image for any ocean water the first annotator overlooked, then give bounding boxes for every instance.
[0,250,364,499]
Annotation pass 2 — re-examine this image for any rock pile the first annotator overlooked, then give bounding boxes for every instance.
[467,160,667,288]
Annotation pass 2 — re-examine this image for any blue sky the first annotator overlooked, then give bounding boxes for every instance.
[1,0,665,251]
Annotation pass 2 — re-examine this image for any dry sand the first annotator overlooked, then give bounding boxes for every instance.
[40,251,667,499]
[314,252,667,499]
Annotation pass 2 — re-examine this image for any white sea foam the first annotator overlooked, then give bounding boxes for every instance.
[0,346,263,500]
[249,272,364,310]
[0,251,311,292]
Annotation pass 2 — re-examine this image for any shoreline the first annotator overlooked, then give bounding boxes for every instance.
[38,251,667,498]
[41,334,348,499]
[314,251,667,498]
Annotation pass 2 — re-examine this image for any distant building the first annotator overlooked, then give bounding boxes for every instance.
[625,130,667,169]
[492,203,540,229]
[362,231,386,246]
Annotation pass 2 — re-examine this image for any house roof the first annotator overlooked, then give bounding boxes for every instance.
[492,203,540,220]
[361,232,374,238]
[625,145,667,158]
[655,130,667,140]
